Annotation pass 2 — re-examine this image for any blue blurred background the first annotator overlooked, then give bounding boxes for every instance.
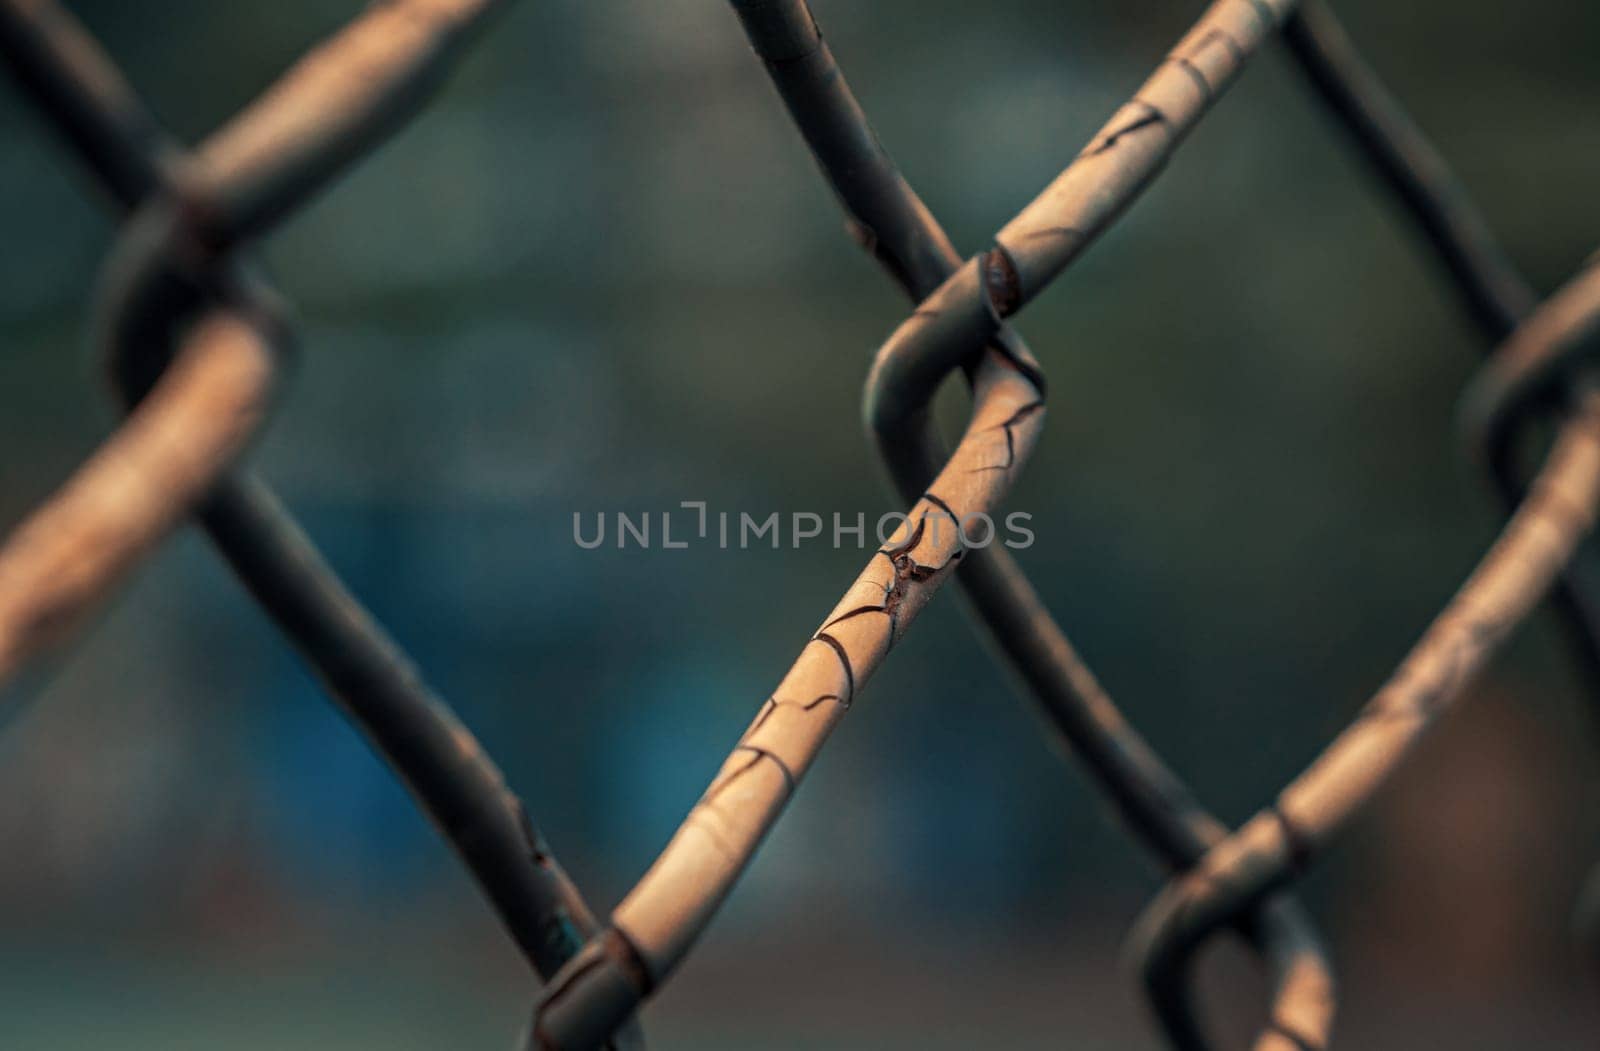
[1,0,1598,1046]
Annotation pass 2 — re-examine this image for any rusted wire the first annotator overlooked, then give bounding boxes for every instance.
[0,0,619,1003]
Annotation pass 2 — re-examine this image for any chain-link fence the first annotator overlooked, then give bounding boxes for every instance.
[1,0,1596,1048]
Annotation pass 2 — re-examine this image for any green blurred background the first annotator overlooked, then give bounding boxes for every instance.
[1,0,1598,1046]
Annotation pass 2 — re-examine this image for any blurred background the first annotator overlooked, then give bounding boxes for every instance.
[1,0,1598,1046]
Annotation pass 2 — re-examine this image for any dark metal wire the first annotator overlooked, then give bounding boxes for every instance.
[1131,352,1600,1049]
[0,0,618,1007]
[1281,1,1536,339]
[1284,0,1600,1006]
[1123,20,1600,1022]
[1283,0,1600,719]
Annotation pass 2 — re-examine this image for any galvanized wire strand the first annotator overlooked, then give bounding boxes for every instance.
[731,3,1333,1049]
[0,0,620,998]
[1128,260,1600,1046]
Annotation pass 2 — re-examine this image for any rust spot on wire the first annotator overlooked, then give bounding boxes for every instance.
[982,244,1023,318]
[1270,802,1313,874]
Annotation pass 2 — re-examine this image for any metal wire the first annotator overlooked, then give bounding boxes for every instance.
[1131,362,1600,1047]
[728,4,1333,1050]
[1278,0,1600,723]
[0,1,1594,1049]
[0,0,626,1027]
